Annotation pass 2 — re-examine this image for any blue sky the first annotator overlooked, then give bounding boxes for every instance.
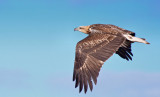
[0,0,160,97]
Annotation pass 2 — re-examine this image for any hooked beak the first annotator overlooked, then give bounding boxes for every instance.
[74,27,79,31]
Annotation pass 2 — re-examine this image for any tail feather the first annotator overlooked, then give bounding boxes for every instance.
[123,34,150,44]
[117,34,150,61]
[137,37,150,44]
[141,38,146,40]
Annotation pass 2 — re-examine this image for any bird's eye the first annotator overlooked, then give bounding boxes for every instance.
[79,27,84,29]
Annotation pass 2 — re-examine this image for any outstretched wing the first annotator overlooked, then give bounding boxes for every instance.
[73,33,126,93]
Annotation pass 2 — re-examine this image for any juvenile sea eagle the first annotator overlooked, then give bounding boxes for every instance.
[73,24,150,93]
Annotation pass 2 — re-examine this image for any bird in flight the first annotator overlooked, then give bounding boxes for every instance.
[73,24,150,93]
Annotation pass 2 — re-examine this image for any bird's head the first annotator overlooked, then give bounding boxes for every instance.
[74,26,90,34]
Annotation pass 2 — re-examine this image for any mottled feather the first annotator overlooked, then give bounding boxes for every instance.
[73,24,137,93]
[73,33,126,93]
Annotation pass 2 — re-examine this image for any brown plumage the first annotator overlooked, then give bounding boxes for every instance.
[73,24,150,93]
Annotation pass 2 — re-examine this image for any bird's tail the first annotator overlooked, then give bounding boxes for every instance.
[123,34,150,44]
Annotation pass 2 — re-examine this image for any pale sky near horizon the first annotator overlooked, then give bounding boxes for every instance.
[0,0,160,97]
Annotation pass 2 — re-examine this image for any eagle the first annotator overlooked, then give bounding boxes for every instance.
[73,24,150,93]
